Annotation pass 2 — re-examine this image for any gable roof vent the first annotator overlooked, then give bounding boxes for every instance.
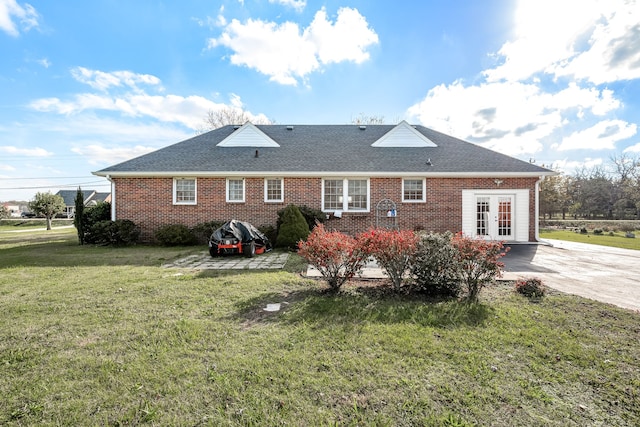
[359,125,366,130]
[286,125,294,130]
[233,125,240,130]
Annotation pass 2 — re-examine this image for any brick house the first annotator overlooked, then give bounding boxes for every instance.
[93,121,554,242]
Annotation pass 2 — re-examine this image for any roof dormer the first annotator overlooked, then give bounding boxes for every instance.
[216,122,280,147]
[371,120,437,147]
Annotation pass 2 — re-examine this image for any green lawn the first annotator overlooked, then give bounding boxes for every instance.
[1,229,639,426]
[540,228,640,250]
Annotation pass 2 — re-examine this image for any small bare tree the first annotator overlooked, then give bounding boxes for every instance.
[350,113,386,125]
[198,107,273,133]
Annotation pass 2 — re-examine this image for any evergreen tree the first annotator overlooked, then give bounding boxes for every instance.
[74,187,85,244]
[275,204,309,249]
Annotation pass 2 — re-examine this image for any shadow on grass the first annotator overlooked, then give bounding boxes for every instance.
[0,238,204,268]
[229,282,493,329]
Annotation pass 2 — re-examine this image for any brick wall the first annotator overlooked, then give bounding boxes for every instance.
[113,176,540,242]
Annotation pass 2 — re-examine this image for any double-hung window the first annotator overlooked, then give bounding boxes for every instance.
[226,178,245,202]
[322,178,369,212]
[264,178,283,202]
[402,178,426,202]
[173,178,196,205]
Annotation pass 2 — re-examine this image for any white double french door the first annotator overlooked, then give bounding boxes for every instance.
[475,195,513,240]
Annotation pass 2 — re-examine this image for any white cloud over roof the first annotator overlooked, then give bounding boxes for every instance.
[554,120,638,151]
[29,67,267,131]
[208,7,378,86]
[408,0,640,164]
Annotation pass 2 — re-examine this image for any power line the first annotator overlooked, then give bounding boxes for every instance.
[0,176,100,180]
[0,180,110,190]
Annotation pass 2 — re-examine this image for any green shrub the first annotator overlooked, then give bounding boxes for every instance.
[258,224,277,244]
[85,219,140,246]
[275,204,309,249]
[191,221,225,245]
[82,201,111,227]
[580,227,588,234]
[515,277,545,298]
[297,205,326,230]
[609,231,615,236]
[411,232,462,298]
[277,204,325,232]
[155,224,197,246]
[593,228,603,235]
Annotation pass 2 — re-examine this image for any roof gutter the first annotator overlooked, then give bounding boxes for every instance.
[93,170,557,179]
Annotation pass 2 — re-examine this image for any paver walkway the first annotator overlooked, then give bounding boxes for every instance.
[163,251,289,270]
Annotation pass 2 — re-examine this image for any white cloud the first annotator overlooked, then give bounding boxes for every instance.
[208,7,378,85]
[552,4,640,84]
[550,157,604,173]
[407,80,619,156]
[485,0,640,84]
[37,58,50,68]
[29,67,270,132]
[71,67,162,92]
[624,142,640,153]
[408,0,640,173]
[30,89,228,130]
[72,145,157,166]
[0,164,16,171]
[269,0,306,12]
[0,0,39,37]
[30,92,228,131]
[554,119,637,151]
[306,7,378,65]
[0,145,52,156]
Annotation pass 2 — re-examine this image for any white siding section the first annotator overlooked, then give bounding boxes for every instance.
[461,190,475,238]
[371,120,437,147]
[216,122,280,147]
[514,190,529,241]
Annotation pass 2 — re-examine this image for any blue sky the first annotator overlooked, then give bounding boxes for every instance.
[1,0,639,201]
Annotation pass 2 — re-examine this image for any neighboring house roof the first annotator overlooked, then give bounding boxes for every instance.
[55,190,111,206]
[94,122,554,177]
[86,192,111,205]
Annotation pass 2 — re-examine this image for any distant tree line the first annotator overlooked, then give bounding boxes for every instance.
[540,154,640,220]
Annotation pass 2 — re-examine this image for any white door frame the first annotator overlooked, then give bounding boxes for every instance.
[462,189,529,242]
[475,194,514,240]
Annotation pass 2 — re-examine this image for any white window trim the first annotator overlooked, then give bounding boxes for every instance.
[322,177,370,212]
[264,178,284,203]
[226,178,245,203]
[402,177,426,203]
[173,177,197,205]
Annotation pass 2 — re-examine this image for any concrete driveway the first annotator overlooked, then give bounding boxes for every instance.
[503,239,640,312]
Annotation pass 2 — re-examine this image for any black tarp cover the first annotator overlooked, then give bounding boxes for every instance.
[209,220,272,249]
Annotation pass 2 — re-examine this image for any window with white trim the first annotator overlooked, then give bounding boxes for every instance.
[322,178,369,212]
[173,178,196,205]
[226,178,245,202]
[402,178,426,202]
[264,178,283,202]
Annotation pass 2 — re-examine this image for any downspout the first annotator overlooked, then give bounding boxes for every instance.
[535,175,545,242]
[106,175,115,221]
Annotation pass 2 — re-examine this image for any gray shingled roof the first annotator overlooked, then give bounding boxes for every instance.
[94,124,552,176]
